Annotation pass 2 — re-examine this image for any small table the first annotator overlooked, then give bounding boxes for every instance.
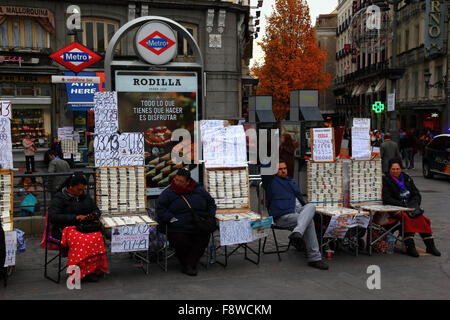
[350,204,415,256]
[212,212,265,268]
[100,213,158,274]
[315,206,370,256]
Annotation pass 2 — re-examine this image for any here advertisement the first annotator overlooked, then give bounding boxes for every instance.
[115,71,199,196]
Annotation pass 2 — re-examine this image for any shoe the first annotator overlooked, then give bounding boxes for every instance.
[82,273,99,282]
[424,238,441,256]
[182,265,198,276]
[308,260,329,270]
[293,238,306,252]
[289,232,302,243]
[404,238,419,257]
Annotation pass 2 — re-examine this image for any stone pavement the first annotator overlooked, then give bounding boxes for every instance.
[1,164,449,300]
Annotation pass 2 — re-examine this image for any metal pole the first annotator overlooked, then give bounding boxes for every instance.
[389,0,400,143]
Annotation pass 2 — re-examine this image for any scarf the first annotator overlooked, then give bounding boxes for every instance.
[390,173,408,193]
[170,178,196,195]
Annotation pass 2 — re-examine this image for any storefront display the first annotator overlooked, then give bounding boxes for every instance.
[11,108,50,149]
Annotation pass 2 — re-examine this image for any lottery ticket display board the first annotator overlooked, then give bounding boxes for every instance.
[349,160,382,205]
[0,170,13,231]
[96,166,146,213]
[307,161,344,208]
[204,167,261,222]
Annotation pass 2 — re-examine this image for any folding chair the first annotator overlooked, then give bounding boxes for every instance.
[42,211,67,283]
[366,209,404,256]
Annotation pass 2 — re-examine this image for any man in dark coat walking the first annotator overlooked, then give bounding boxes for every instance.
[380,133,401,173]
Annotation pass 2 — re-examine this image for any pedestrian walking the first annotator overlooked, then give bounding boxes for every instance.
[48,150,72,194]
[380,132,401,174]
[22,134,36,173]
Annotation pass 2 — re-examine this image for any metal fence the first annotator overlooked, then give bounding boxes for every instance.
[12,170,96,217]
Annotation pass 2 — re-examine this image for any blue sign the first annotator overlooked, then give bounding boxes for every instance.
[65,72,105,111]
[63,52,90,62]
[147,38,167,48]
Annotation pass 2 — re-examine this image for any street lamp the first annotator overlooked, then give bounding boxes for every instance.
[424,71,447,89]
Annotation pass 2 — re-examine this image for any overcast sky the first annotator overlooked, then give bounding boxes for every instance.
[250,0,338,68]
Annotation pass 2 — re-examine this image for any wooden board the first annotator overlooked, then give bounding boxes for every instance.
[0,169,13,231]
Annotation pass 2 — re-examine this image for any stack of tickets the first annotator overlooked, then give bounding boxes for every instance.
[0,172,13,231]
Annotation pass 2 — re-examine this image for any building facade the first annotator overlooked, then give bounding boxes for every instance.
[0,0,255,165]
[315,10,338,123]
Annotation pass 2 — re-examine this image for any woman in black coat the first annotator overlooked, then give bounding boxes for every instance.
[48,174,107,282]
[156,168,216,276]
[382,158,440,257]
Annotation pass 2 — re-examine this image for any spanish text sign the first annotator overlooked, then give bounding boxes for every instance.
[111,225,150,253]
[311,128,335,162]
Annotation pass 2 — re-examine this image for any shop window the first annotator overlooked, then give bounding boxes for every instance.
[79,18,119,53]
[17,85,35,96]
[0,18,50,50]
[11,108,50,149]
[0,84,15,96]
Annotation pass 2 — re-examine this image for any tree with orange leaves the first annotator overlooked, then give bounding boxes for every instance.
[251,0,331,120]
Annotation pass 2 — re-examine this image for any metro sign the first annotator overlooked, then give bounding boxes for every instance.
[138,31,176,56]
[50,42,101,73]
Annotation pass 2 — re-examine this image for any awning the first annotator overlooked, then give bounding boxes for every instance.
[374,79,386,92]
[366,85,373,94]
[256,110,276,122]
[300,106,324,122]
[356,85,367,96]
[351,85,360,97]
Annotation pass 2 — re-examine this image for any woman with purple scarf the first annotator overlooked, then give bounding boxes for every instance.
[382,158,441,257]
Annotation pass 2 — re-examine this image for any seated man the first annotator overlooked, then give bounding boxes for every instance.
[262,159,328,270]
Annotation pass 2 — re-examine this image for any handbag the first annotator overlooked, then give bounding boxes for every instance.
[406,207,424,219]
[75,218,102,234]
[180,195,217,234]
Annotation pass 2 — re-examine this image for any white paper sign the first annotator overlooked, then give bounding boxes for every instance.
[118,132,145,166]
[94,92,118,134]
[111,225,150,253]
[0,116,13,169]
[250,217,272,241]
[352,118,371,128]
[388,93,395,112]
[312,128,334,162]
[352,126,371,160]
[219,218,253,246]
[0,101,11,119]
[4,231,17,267]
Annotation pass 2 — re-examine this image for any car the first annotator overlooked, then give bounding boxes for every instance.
[422,134,450,179]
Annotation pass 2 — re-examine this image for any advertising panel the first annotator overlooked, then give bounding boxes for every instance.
[115,70,198,196]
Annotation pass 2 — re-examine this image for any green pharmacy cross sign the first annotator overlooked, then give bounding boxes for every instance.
[372,101,385,114]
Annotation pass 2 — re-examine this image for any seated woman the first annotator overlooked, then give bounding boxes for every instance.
[48,174,107,282]
[382,158,440,257]
[156,168,216,276]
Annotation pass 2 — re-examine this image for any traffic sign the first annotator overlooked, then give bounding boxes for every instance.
[50,42,101,73]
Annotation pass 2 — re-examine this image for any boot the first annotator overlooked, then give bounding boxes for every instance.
[404,238,419,257]
[424,238,441,256]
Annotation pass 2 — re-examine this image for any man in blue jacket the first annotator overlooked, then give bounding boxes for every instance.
[262,159,328,270]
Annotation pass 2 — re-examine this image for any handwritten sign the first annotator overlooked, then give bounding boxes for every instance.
[311,128,335,162]
[111,225,150,253]
[352,126,371,160]
[94,91,118,134]
[219,218,253,246]
[0,101,11,119]
[94,133,120,167]
[118,132,145,166]
[4,231,17,267]
[0,116,13,169]
[352,118,370,128]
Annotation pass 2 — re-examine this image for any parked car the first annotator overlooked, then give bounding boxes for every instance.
[422,134,450,179]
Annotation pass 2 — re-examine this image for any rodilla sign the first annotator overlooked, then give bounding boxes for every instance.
[50,42,101,73]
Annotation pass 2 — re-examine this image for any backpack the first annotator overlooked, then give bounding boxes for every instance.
[147,208,166,253]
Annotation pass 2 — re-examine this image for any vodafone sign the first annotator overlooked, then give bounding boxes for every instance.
[134,21,177,65]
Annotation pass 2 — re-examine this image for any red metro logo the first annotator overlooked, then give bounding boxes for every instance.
[50,42,101,73]
[138,31,176,56]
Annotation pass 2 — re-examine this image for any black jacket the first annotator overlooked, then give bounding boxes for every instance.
[382,173,421,208]
[156,182,216,234]
[48,189,100,239]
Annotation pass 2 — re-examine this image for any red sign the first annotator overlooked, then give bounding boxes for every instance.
[50,42,101,73]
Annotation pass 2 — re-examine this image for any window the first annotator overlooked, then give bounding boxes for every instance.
[435,66,443,97]
[415,25,420,47]
[79,18,119,53]
[405,30,409,51]
[174,23,198,62]
[0,18,50,49]
[424,68,430,97]
[403,73,409,99]
[429,137,445,151]
[413,71,418,98]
